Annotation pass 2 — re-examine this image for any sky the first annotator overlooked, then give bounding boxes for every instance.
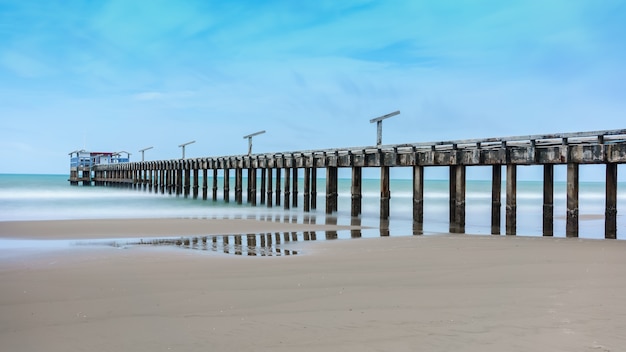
[1,0,625,177]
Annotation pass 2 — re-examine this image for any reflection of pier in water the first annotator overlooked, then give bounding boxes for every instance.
[126,228,351,256]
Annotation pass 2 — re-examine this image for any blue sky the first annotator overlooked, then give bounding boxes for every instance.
[1,0,625,177]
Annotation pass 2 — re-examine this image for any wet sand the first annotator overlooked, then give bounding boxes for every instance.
[1,218,626,351]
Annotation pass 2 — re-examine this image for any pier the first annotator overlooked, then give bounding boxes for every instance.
[70,129,626,239]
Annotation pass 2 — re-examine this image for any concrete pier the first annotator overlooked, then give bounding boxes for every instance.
[78,129,626,239]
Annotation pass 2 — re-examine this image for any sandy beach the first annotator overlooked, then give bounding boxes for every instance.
[1,218,626,352]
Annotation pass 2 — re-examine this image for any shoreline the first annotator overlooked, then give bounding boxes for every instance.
[0,217,361,240]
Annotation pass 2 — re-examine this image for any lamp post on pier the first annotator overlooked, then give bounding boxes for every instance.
[243,130,266,155]
[369,110,400,146]
[139,146,153,162]
[178,140,195,159]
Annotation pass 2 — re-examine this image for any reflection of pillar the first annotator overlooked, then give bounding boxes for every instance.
[351,217,361,238]
[351,167,362,217]
[506,164,517,236]
[606,163,618,239]
[542,164,553,236]
[566,163,579,238]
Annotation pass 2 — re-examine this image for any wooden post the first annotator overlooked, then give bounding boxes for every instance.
[455,165,466,233]
[212,169,218,201]
[184,165,191,198]
[304,167,311,212]
[311,167,317,210]
[449,166,457,232]
[193,167,199,199]
[284,168,291,209]
[566,163,579,238]
[380,166,390,220]
[491,165,502,235]
[413,165,424,233]
[506,164,517,236]
[246,168,252,204]
[267,168,273,208]
[260,168,266,205]
[223,168,230,202]
[201,168,208,200]
[177,167,183,196]
[326,166,338,214]
[351,167,362,217]
[292,167,298,207]
[606,163,618,239]
[543,164,554,236]
[250,168,257,206]
[275,168,281,206]
[235,167,243,205]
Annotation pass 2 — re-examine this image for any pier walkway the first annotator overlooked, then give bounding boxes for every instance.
[70,129,626,239]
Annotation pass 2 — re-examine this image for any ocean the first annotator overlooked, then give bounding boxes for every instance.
[1,173,624,240]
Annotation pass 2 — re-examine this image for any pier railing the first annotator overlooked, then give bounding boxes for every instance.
[75,129,626,239]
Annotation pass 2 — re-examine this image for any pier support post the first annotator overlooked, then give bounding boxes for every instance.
[212,169,218,201]
[304,167,311,212]
[223,169,230,202]
[235,168,243,205]
[449,166,457,232]
[292,167,298,208]
[202,168,208,200]
[267,168,273,208]
[284,167,291,210]
[506,164,517,235]
[566,163,579,238]
[543,164,554,236]
[326,166,338,214]
[250,168,257,206]
[380,166,390,220]
[311,167,317,210]
[176,166,183,196]
[184,165,191,198]
[193,167,199,199]
[491,165,502,235]
[260,168,266,205]
[413,165,424,234]
[456,165,466,233]
[275,168,281,206]
[351,167,362,217]
[606,163,618,239]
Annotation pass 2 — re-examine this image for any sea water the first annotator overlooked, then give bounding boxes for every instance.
[0,173,624,240]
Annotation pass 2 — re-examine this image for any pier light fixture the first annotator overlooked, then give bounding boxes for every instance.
[243,130,266,155]
[178,140,195,159]
[370,110,400,146]
[139,146,153,162]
